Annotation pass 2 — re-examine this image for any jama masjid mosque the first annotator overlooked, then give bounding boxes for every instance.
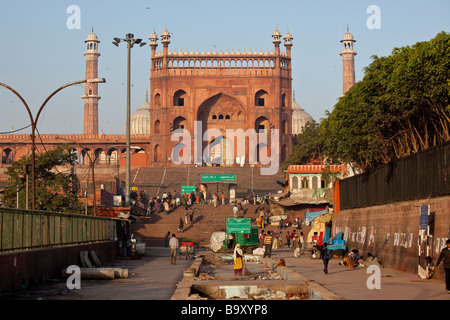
[0,28,357,192]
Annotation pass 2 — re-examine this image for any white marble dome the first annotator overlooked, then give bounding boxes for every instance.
[131,95,150,135]
[292,94,314,135]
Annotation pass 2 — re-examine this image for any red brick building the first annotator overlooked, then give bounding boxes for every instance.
[148,27,294,166]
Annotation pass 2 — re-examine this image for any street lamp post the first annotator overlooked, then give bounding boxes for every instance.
[113,34,146,207]
[0,78,105,210]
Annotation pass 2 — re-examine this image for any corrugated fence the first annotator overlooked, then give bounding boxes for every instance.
[340,141,450,209]
[0,208,116,252]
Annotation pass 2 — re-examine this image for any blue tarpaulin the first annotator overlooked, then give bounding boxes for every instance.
[328,232,346,251]
[323,227,331,244]
[304,210,327,222]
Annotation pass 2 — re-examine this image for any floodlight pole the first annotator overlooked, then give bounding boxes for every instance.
[113,33,146,207]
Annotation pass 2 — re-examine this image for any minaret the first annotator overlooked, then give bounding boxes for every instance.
[149,28,159,58]
[284,30,293,57]
[340,28,357,95]
[82,30,101,135]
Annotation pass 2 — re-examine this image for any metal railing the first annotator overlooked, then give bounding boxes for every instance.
[340,141,450,210]
[0,208,117,253]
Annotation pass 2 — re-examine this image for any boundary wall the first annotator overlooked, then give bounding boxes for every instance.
[333,196,450,281]
[0,241,116,294]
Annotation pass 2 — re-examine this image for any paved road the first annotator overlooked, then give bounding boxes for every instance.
[269,247,450,300]
[4,246,449,301]
[3,246,198,300]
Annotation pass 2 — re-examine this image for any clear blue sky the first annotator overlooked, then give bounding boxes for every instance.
[1,0,449,134]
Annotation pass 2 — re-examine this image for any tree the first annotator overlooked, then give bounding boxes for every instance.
[3,145,83,213]
[283,121,323,169]
[321,31,450,171]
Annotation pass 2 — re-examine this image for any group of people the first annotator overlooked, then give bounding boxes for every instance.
[145,189,204,217]
[257,229,306,259]
[178,205,195,232]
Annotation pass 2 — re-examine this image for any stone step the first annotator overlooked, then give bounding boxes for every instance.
[131,202,265,247]
[121,166,285,198]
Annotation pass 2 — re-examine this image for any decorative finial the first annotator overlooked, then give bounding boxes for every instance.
[293,90,296,101]
[347,24,349,32]
[145,90,149,102]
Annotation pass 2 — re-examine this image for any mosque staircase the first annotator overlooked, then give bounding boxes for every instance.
[131,202,263,248]
[126,166,287,248]
[122,165,286,198]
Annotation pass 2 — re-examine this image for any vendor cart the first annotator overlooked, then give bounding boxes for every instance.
[179,238,195,260]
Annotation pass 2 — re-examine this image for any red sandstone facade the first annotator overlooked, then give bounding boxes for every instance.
[1,28,295,173]
[148,28,293,166]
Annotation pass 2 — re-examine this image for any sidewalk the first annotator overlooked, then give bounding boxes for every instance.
[268,247,450,300]
[4,246,448,301]
[2,246,197,300]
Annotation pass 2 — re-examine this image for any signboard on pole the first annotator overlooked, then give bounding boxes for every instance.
[181,186,196,195]
[420,205,429,230]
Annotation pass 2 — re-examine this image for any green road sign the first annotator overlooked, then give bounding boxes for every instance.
[200,174,236,182]
[181,186,196,194]
[226,218,251,233]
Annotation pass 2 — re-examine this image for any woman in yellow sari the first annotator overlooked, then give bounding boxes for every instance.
[233,244,244,276]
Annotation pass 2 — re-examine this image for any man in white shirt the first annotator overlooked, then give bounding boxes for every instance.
[233,205,238,218]
[169,234,179,265]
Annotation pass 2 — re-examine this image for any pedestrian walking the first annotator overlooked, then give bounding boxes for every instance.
[178,218,184,232]
[213,193,218,208]
[299,232,305,254]
[233,204,238,218]
[164,200,170,215]
[184,205,189,225]
[169,234,179,265]
[221,192,225,205]
[174,190,180,207]
[321,243,331,274]
[233,244,244,276]
[285,231,290,248]
[278,231,284,248]
[290,230,296,248]
[164,231,171,247]
[436,239,450,293]
[155,199,160,213]
[293,234,301,258]
[239,203,244,218]
[189,207,194,224]
[272,232,279,250]
[259,230,265,248]
[263,231,273,258]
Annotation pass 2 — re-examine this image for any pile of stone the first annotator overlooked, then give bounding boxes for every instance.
[254,270,282,280]
[194,273,215,281]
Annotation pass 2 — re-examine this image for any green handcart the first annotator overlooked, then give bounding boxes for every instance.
[224,218,259,253]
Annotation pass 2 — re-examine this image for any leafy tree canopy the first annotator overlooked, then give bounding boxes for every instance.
[320,31,450,171]
[283,120,323,170]
[3,144,83,213]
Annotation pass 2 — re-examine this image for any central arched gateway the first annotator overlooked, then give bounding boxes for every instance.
[197,93,245,165]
